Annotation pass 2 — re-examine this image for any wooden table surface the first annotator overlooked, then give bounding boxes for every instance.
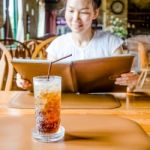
[0,91,150,150]
[0,91,150,134]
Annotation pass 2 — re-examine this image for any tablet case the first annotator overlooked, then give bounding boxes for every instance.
[12,55,134,93]
[72,56,134,93]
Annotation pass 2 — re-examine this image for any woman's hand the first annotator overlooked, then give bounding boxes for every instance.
[115,72,139,92]
[16,73,32,90]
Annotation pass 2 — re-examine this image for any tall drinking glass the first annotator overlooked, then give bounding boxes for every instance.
[32,76,65,142]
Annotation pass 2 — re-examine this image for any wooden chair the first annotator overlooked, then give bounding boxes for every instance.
[31,36,57,59]
[138,42,149,70]
[0,43,14,91]
[23,39,42,56]
[0,38,32,59]
[127,35,150,52]
[126,36,150,71]
[134,42,150,91]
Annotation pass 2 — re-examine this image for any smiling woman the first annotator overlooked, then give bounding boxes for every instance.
[16,0,138,91]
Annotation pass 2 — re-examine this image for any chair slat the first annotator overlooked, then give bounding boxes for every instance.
[32,36,57,59]
[0,43,13,91]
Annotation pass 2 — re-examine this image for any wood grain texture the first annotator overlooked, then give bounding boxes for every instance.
[0,91,150,136]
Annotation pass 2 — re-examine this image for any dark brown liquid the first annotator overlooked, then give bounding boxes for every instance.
[36,110,60,133]
[35,91,61,134]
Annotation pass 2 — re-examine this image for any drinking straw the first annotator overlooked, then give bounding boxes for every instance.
[47,54,72,80]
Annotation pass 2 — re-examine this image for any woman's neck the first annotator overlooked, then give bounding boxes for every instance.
[71,28,94,48]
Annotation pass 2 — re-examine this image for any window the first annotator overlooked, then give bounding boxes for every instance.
[2,0,18,39]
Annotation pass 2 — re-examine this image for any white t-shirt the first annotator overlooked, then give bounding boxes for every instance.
[46,30,123,62]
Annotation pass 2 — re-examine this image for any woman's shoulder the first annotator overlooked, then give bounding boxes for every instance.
[46,32,72,52]
[93,30,123,54]
[94,30,119,39]
[52,32,72,43]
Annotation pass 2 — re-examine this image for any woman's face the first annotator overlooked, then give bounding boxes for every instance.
[65,0,99,34]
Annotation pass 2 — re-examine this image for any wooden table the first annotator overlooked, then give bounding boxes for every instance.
[0,91,150,134]
[0,91,150,150]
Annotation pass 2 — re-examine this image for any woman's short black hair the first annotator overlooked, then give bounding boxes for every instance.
[92,0,101,9]
[63,0,101,10]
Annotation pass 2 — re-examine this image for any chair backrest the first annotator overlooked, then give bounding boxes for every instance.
[0,43,14,91]
[0,38,32,59]
[127,35,150,52]
[31,36,57,59]
[23,39,42,56]
[126,36,150,71]
[138,42,149,70]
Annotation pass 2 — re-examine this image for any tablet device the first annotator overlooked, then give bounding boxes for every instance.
[12,55,134,93]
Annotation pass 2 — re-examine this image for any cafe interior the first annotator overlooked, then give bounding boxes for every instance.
[0,0,150,149]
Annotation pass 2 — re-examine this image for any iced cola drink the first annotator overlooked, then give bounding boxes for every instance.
[32,76,64,142]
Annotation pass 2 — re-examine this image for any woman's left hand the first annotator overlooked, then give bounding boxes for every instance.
[115,72,139,92]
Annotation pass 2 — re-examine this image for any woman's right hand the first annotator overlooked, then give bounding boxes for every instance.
[115,72,139,92]
[16,73,32,90]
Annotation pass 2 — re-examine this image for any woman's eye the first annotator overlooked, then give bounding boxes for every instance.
[69,10,74,13]
[80,12,89,14]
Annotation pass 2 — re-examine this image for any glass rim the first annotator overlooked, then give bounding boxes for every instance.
[33,75,61,81]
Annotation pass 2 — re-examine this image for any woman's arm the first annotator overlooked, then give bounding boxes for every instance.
[115,72,139,92]
[112,46,124,55]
